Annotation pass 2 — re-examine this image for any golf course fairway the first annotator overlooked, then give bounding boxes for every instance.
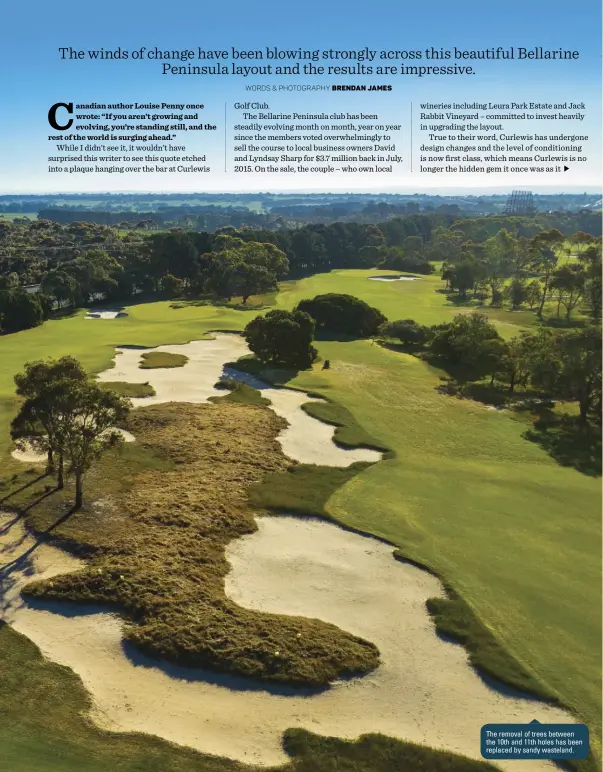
[0,269,600,766]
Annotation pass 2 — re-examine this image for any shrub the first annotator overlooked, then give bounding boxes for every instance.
[379,319,431,349]
[430,312,504,382]
[295,294,386,338]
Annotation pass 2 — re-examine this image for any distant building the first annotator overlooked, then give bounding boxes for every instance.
[504,190,537,215]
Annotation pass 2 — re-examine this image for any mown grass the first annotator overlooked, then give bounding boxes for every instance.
[0,269,599,762]
[276,270,534,339]
[301,398,392,456]
[0,212,37,221]
[249,463,370,520]
[277,268,595,335]
[16,401,379,687]
[0,624,498,772]
[99,381,156,398]
[139,351,189,368]
[278,339,601,751]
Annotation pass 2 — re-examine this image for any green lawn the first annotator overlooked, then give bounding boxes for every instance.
[275,270,539,338]
[285,339,601,748]
[0,269,600,763]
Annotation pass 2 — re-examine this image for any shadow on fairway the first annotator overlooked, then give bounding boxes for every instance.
[543,316,588,330]
[170,296,272,311]
[524,416,601,477]
[474,670,559,705]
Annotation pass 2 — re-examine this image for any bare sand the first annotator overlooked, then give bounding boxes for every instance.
[0,511,572,770]
[1,334,574,768]
[368,276,420,281]
[114,428,136,443]
[11,429,135,464]
[10,441,46,464]
[84,308,128,319]
[96,334,381,467]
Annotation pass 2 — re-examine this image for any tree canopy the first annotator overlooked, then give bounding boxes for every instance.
[295,294,387,338]
[11,356,130,507]
[243,309,317,369]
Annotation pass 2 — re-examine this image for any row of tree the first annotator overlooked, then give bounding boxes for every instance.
[11,359,130,508]
[441,227,601,320]
[0,213,600,334]
[242,291,601,426]
[379,313,601,422]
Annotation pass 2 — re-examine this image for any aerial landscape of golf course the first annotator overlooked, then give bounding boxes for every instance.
[0,206,601,772]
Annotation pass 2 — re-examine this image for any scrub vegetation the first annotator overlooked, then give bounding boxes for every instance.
[0,215,601,772]
[0,624,498,772]
[209,379,270,406]
[19,401,380,686]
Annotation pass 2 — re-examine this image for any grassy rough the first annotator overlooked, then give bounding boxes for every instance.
[282,728,498,771]
[301,398,392,455]
[100,381,156,398]
[139,351,188,369]
[249,463,370,520]
[21,401,379,687]
[0,624,499,772]
[209,379,271,406]
[0,271,598,755]
[422,581,558,702]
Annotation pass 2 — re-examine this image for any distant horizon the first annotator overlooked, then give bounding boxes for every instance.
[2,187,601,197]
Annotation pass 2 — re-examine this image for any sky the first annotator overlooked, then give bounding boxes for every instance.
[1,0,601,194]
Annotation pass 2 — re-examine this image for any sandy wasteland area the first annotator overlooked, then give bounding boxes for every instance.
[1,334,575,770]
[95,334,381,466]
[12,428,135,464]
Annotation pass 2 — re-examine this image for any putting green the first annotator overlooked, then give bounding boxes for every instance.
[0,269,600,758]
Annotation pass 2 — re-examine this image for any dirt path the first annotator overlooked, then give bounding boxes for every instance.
[1,511,572,770]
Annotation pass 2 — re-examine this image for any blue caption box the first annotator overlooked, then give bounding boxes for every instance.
[481,722,589,760]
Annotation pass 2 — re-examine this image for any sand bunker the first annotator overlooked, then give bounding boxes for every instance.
[11,334,378,470]
[368,275,420,281]
[1,334,573,767]
[85,309,128,319]
[0,511,571,769]
[97,334,381,467]
[97,335,250,406]
[11,429,135,464]
[113,428,136,443]
[10,440,47,464]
